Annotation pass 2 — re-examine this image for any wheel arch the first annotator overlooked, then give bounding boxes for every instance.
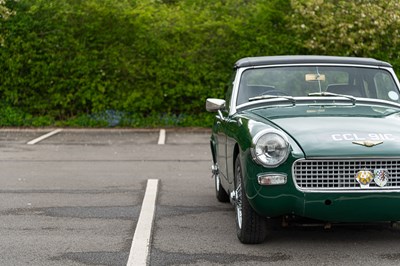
[233,143,240,167]
[210,138,217,164]
[232,142,241,185]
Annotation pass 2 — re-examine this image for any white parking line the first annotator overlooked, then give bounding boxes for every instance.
[27,129,63,145]
[157,129,166,145]
[127,179,159,266]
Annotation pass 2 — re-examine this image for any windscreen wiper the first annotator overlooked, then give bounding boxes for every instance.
[248,95,296,104]
[308,92,356,104]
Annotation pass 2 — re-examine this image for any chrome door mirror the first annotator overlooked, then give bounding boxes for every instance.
[206,98,226,112]
[206,98,226,120]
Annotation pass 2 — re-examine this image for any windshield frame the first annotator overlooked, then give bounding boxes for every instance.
[230,63,400,115]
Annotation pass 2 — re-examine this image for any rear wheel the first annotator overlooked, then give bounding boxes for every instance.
[234,156,267,244]
[215,172,230,202]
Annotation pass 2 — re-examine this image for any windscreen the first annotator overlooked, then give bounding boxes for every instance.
[236,66,400,106]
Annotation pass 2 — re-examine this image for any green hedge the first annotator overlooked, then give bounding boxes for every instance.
[0,0,399,127]
[0,0,292,126]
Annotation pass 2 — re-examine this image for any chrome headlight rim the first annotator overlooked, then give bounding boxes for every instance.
[250,129,290,168]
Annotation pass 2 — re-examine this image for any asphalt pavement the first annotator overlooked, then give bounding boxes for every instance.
[2,128,400,266]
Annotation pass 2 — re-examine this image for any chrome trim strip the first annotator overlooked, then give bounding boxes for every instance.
[236,96,400,111]
[240,63,383,69]
[297,188,400,194]
[229,69,243,116]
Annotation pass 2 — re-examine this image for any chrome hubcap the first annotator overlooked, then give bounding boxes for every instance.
[236,185,243,229]
[235,164,243,230]
[215,174,221,192]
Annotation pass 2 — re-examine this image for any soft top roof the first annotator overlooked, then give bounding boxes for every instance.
[234,55,392,68]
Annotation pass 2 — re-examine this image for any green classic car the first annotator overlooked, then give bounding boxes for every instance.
[206,55,400,244]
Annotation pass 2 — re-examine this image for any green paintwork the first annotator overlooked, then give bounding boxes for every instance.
[209,56,400,223]
[211,102,400,222]
[249,104,400,158]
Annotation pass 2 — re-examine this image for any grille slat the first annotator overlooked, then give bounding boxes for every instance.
[293,159,400,191]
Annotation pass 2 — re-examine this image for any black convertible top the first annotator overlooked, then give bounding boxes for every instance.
[234,55,392,68]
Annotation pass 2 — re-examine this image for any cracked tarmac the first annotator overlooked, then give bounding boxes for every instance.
[3,129,400,265]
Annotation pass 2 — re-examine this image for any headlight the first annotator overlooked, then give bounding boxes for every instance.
[251,130,290,167]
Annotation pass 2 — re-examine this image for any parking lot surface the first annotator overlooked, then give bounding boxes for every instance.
[2,128,400,266]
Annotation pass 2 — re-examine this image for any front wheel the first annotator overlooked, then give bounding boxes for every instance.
[234,156,267,244]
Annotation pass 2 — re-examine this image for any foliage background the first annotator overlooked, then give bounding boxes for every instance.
[0,0,399,127]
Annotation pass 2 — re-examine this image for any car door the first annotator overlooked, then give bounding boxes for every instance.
[215,109,229,182]
[215,72,236,184]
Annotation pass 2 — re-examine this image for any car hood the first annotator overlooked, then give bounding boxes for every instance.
[249,105,400,158]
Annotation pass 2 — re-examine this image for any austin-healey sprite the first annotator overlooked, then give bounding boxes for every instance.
[207,56,400,243]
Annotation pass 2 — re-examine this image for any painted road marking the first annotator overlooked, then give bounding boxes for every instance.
[127,179,159,266]
[27,129,63,145]
[158,129,166,145]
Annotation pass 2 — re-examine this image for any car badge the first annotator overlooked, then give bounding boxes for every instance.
[355,170,374,188]
[352,140,383,147]
[374,169,389,187]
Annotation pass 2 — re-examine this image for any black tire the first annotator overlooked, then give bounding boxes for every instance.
[234,156,267,244]
[215,173,230,202]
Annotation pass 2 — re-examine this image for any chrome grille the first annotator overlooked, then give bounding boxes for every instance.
[293,159,400,191]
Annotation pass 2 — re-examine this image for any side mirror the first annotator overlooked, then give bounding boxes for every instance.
[206,98,226,112]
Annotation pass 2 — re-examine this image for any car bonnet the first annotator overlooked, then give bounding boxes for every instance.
[249,105,400,158]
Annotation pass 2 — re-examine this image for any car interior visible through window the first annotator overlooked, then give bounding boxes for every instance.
[236,66,400,106]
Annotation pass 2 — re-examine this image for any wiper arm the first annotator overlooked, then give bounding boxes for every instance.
[248,95,296,104]
[308,92,356,104]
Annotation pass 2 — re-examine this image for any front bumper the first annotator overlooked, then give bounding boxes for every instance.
[243,153,400,222]
[249,190,400,222]
[303,192,400,222]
